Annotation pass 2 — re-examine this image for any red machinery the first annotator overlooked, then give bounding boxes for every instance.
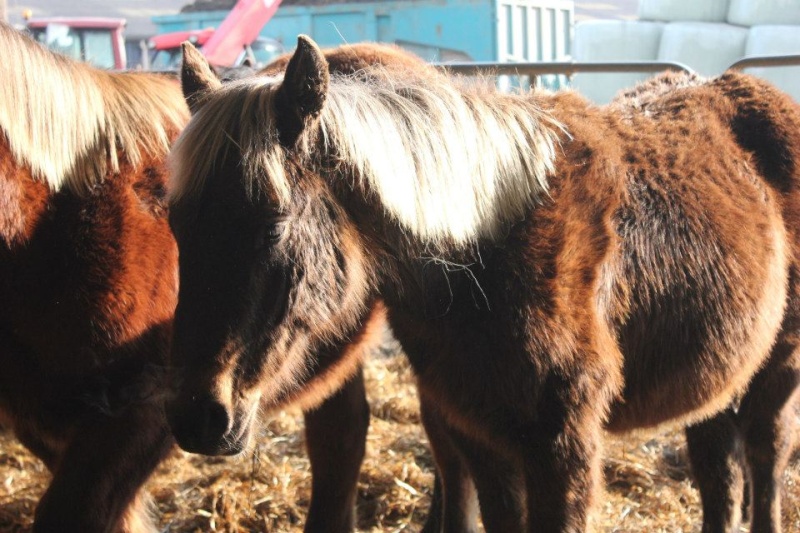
[149,0,283,69]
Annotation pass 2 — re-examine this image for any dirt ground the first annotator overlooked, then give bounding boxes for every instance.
[1,337,799,532]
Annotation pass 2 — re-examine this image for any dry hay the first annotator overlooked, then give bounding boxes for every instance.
[1,334,799,532]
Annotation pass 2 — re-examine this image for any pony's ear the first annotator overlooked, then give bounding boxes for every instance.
[275,35,330,147]
[181,42,222,114]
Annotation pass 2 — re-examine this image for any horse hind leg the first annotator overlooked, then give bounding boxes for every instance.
[736,336,800,533]
[685,408,747,533]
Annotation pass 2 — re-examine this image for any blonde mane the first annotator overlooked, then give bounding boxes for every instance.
[0,23,188,192]
[170,69,560,245]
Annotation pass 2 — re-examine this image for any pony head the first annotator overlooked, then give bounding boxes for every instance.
[166,38,376,455]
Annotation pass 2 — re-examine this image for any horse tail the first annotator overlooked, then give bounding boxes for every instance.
[712,71,800,195]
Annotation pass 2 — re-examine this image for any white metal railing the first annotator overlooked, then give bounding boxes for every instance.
[728,55,800,70]
[437,59,694,78]
[437,55,800,78]
[435,54,800,89]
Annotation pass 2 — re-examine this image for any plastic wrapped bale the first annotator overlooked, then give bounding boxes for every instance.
[638,0,730,23]
[728,0,800,26]
[658,22,747,76]
[743,25,800,102]
[571,20,664,104]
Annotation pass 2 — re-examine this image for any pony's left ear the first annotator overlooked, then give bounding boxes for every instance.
[181,42,222,114]
[275,35,330,147]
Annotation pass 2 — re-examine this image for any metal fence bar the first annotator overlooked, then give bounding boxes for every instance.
[728,55,800,71]
[435,60,695,78]
[151,55,800,80]
[435,55,800,80]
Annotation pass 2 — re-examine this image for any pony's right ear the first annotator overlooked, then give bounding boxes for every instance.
[181,42,222,114]
[275,35,330,147]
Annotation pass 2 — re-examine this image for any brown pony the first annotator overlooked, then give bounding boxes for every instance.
[188,41,481,533]
[176,41,454,533]
[0,21,188,533]
[0,25,393,533]
[169,35,800,533]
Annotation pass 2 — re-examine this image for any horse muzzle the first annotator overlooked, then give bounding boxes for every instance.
[166,393,252,456]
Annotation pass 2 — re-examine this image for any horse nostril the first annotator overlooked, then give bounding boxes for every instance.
[167,394,231,454]
[199,398,230,444]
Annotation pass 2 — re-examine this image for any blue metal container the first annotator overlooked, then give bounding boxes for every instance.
[153,0,573,63]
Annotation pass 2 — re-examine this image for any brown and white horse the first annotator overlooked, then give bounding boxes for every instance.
[0,25,399,532]
[168,36,800,532]
[0,21,188,533]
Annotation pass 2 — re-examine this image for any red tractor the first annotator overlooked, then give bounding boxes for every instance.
[26,17,127,69]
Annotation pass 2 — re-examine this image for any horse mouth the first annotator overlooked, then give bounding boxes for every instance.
[182,434,247,456]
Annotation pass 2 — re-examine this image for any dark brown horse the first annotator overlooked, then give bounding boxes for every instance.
[174,41,441,532]
[169,35,800,533]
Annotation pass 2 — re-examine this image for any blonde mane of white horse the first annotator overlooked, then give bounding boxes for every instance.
[169,69,561,246]
[0,23,188,192]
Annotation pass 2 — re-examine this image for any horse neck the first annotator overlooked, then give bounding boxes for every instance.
[302,78,562,319]
[331,180,499,320]
[315,76,558,248]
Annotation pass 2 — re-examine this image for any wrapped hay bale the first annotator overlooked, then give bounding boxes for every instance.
[639,0,730,23]
[658,22,747,76]
[571,20,664,104]
[728,0,800,26]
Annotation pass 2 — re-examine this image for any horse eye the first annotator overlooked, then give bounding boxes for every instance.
[259,221,286,248]
[266,224,282,241]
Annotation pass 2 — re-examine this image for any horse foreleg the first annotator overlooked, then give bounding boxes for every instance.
[458,433,525,533]
[685,408,746,533]
[737,341,800,533]
[419,399,480,533]
[32,402,171,533]
[522,405,604,533]
[116,492,158,533]
[303,367,370,533]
